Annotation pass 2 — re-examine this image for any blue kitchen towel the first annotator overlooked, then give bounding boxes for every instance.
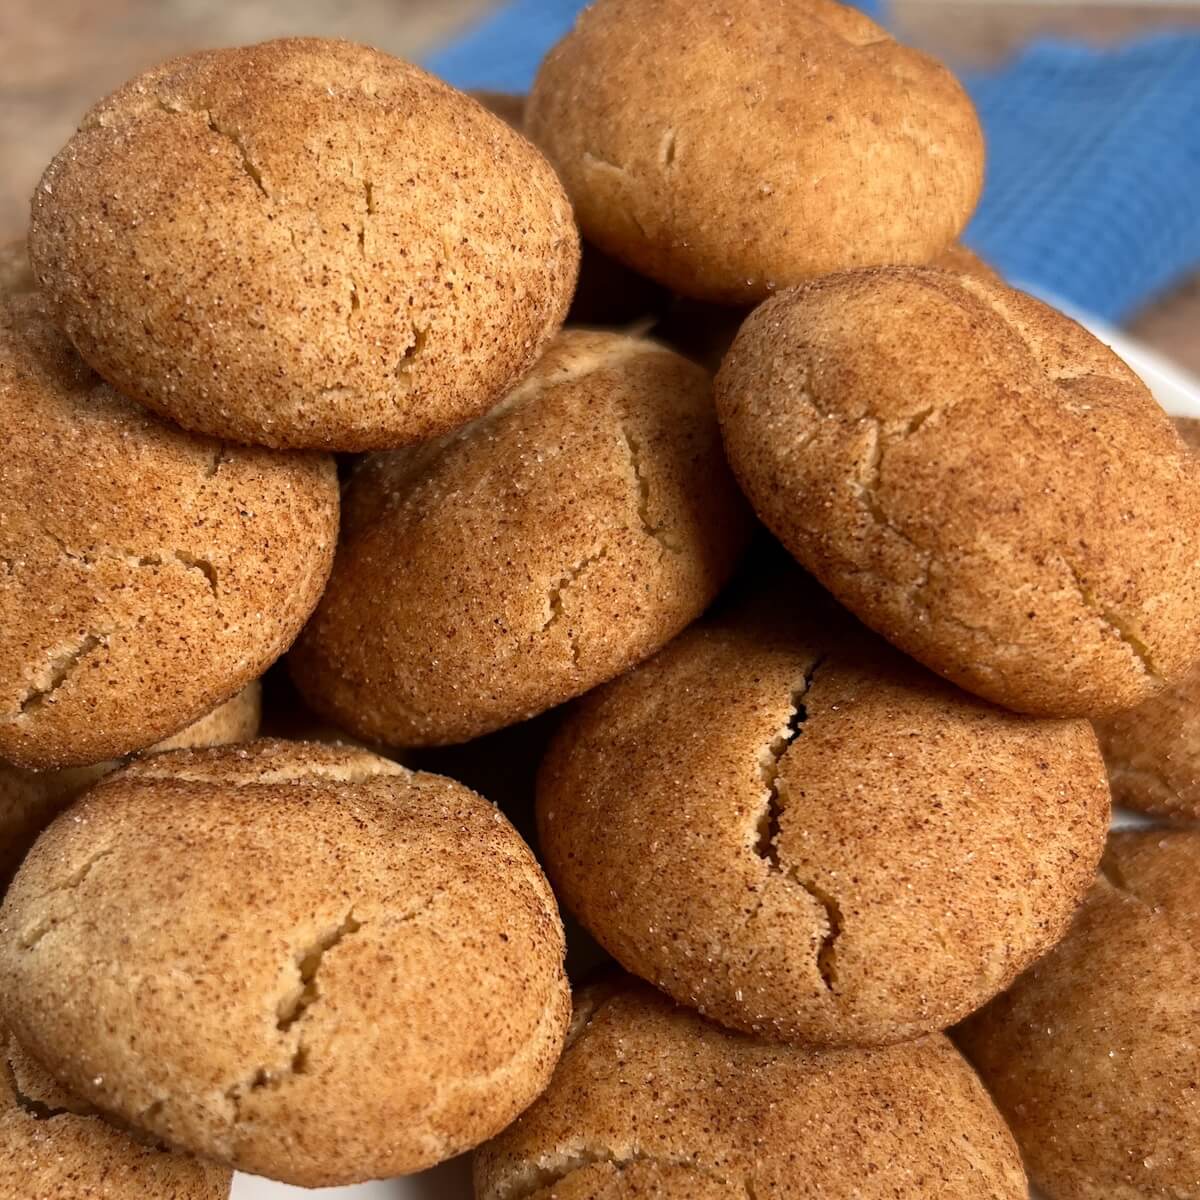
[962,34,1200,323]
[425,4,1200,324]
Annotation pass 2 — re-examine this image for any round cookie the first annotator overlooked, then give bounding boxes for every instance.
[0,1021,231,1200]
[1092,416,1200,820]
[0,239,34,297]
[527,0,983,305]
[29,38,579,451]
[957,830,1200,1200]
[0,739,569,1186]
[289,329,751,747]
[476,975,1027,1200]
[0,681,260,884]
[716,267,1200,718]
[0,296,337,769]
[537,590,1110,1046]
[654,244,997,373]
[931,240,1001,282]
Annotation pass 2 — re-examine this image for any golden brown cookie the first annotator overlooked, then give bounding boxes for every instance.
[527,0,983,305]
[716,268,1200,718]
[0,740,569,1186]
[0,297,337,769]
[29,38,579,451]
[0,1022,231,1200]
[0,681,260,884]
[930,240,1001,282]
[537,591,1109,1046]
[476,975,1027,1200]
[654,244,995,372]
[1091,416,1200,821]
[0,239,33,297]
[289,329,751,747]
[958,830,1200,1200]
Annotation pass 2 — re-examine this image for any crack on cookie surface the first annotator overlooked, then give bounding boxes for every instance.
[658,128,677,170]
[1061,558,1158,682]
[124,753,408,787]
[541,547,609,664]
[495,1147,742,1200]
[752,658,841,989]
[13,633,106,718]
[19,848,117,949]
[33,536,220,597]
[370,335,654,514]
[853,408,947,563]
[276,910,363,1033]
[620,425,682,553]
[393,324,428,393]
[3,1052,72,1121]
[154,97,270,199]
[581,149,629,178]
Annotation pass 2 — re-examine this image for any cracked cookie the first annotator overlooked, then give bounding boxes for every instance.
[28,37,579,451]
[288,329,751,747]
[526,0,983,305]
[957,830,1200,1200]
[654,243,996,374]
[932,240,1001,283]
[536,591,1109,1046]
[475,974,1027,1200]
[0,739,570,1186]
[0,1020,231,1199]
[716,267,1200,718]
[658,241,996,379]
[0,297,337,770]
[1091,418,1200,820]
[0,681,260,884]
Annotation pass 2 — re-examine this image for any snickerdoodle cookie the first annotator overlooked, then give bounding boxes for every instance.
[958,830,1200,1200]
[716,268,1200,717]
[527,0,983,304]
[0,740,569,1186]
[537,593,1109,1046]
[29,38,579,450]
[289,329,750,746]
[476,975,1027,1200]
[0,681,260,883]
[931,240,1001,282]
[0,297,337,770]
[654,244,998,372]
[0,1021,231,1199]
[1091,416,1200,820]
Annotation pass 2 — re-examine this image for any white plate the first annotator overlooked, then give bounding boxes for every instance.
[232,317,1200,1200]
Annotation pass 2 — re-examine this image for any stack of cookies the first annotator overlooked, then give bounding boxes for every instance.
[2,4,1197,1198]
